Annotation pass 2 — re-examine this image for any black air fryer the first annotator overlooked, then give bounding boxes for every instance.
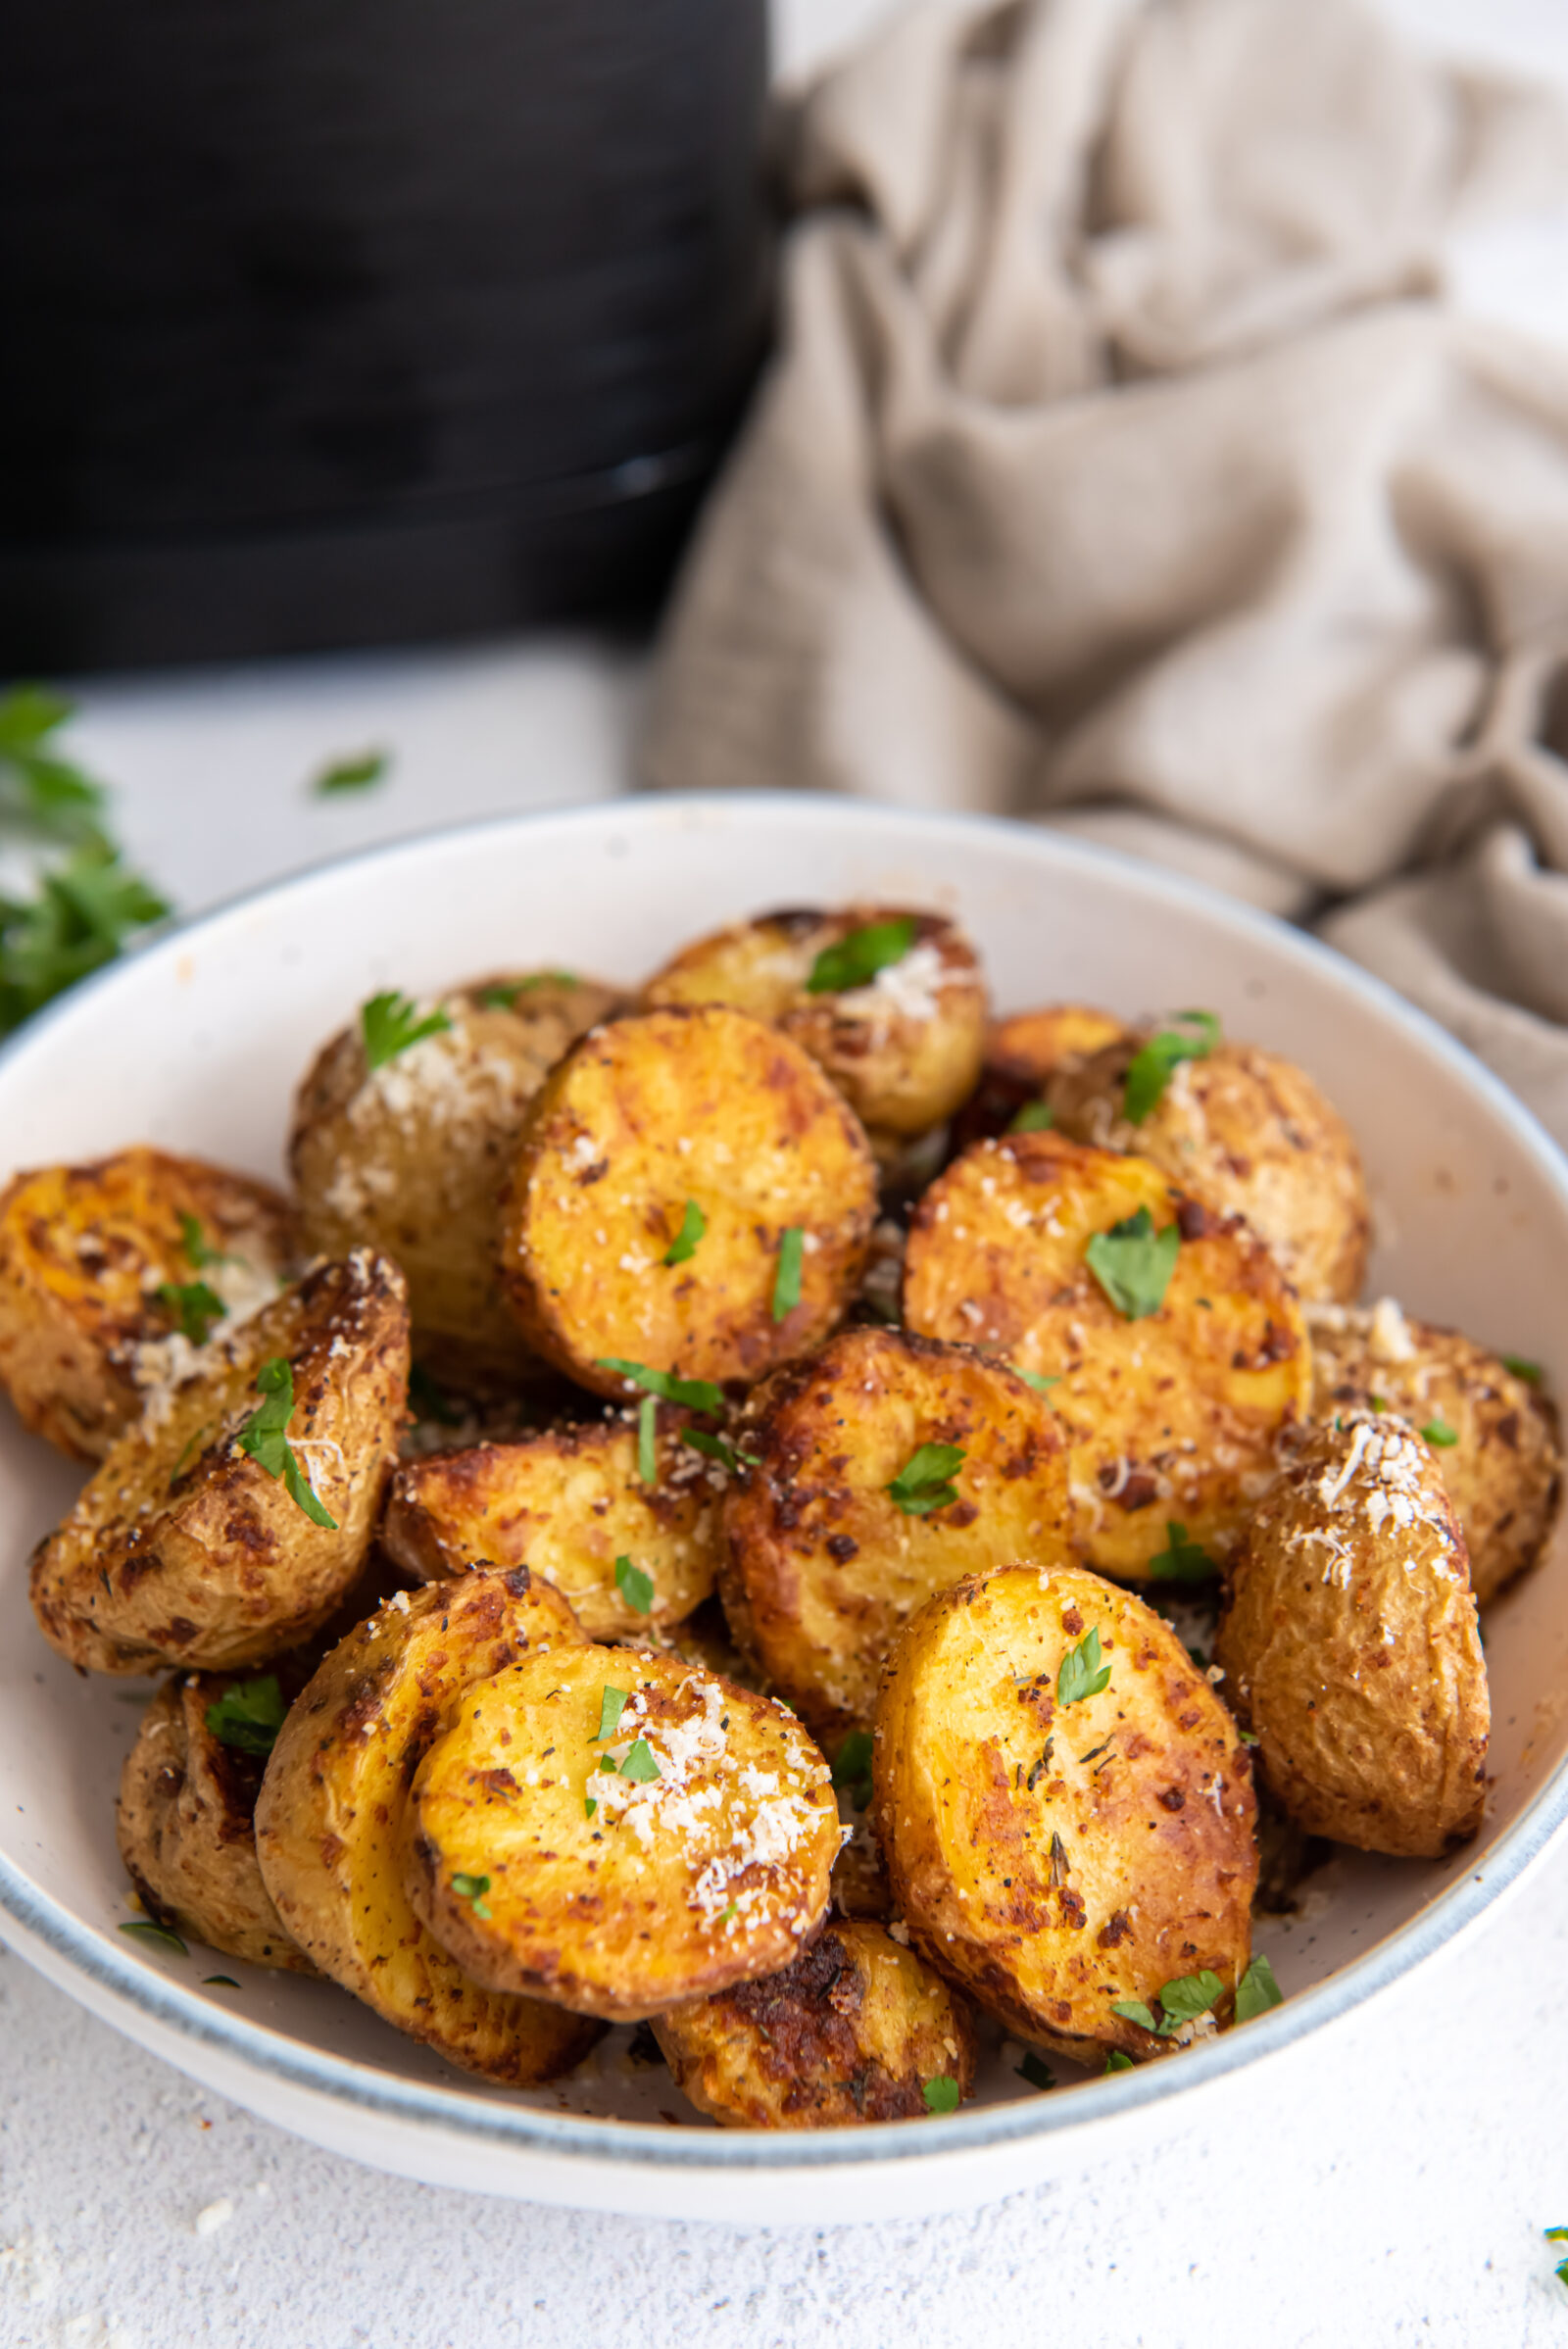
[0,1,770,668]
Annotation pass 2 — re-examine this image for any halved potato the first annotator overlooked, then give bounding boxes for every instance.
[289,970,620,1381]
[643,906,986,1147]
[1049,1032,1369,1303]
[1214,1411,1490,1857]
[254,1567,601,2083]
[653,1918,973,2128]
[1306,1299,1560,1606]
[952,1004,1131,1150]
[874,1563,1257,2066]
[720,1326,1074,1738]
[0,1146,296,1459]
[902,1133,1309,1578]
[498,1005,877,1397]
[404,1646,839,2019]
[382,1403,720,1639]
[30,1251,409,1676]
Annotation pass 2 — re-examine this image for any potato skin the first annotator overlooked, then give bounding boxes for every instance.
[255,1567,601,2085]
[643,905,987,1146]
[1050,1034,1369,1304]
[1214,1412,1490,1858]
[289,972,619,1380]
[381,1405,720,1639]
[903,1133,1309,1578]
[1306,1299,1560,1607]
[720,1326,1074,1739]
[405,1647,840,2020]
[874,1563,1257,2066]
[29,1251,409,1676]
[654,1919,974,2129]
[953,1005,1130,1150]
[0,1147,296,1460]
[498,1005,877,1397]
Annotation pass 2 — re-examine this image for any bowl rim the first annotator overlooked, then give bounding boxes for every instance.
[2,787,1565,2178]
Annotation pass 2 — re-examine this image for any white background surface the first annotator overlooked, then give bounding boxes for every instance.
[5,4,1568,2344]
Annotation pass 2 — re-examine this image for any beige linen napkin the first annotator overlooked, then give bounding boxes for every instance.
[642,0,1568,1143]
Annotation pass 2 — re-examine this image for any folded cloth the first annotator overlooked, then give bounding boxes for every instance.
[642,0,1568,1144]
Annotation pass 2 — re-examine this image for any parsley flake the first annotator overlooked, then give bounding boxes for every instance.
[1122,1011,1221,1124]
[204,1976,241,1988]
[619,1738,662,1784]
[887,1442,965,1516]
[1016,2052,1056,2091]
[1012,1365,1060,1393]
[1008,1101,1054,1133]
[1503,1354,1544,1386]
[1103,2051,1135,2074]
[1085,1206,1179,1320]
[235,1358,338,1529]
[156,1278,225,1346]
[1148,1521,1218,1584]
[361,990,452,1071]
[922,2076,960,2115]
[451,1872,492,1920]
[1421,1416,1459,1448]
[1235,1953,1283,2024]
[119,1918,187,1955]
[177,1213,236,1271]
[807,917,917,995]
[1546,2227,1568,2289]
[205,1676,287,1758]
[830,1730,874,1807]
[664,1199,707,1267]
[1111,1998,1157,2032]
[679,1428,761,1475]
[312,748,389,796]
[614,1554,655,1615]
[1056,1627,1110,1709]
[477,970,577,1008]
[772,1227,805,1323]
[597,1359,726,1418]
[584,1796,598,1820]
[0,835,172,1040]
[595,1688,630,1742]
[637,1395,659,1486]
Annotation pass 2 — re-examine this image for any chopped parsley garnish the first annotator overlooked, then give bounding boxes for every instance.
[476,970,577,1008]
[595,1688,630,1742]
[1546,2227,1568,2288]
[614,1554,655,1615]
[0,836,172,1041]
[205,1675,287,1758]
[807,917,917,996]
[619,1738,662,1784]
[680,1428,761,1475]
[168,1422,214,1487]
[1056,1628,1110,1709]
[119,1918,187,1955]
[1103,2051,1134,2073]
[204,1976,241,1988]
[1234,1953,1283,2023]
[1421,1416,1459,1447]
[922,2076,960,2115]
[177,1212,236,1271]
[1122,1011,1221,1125]
[156,1278,225,1346]
[235,1358,338,1528]
[361,990,452,1071]
[1016,2052,1056,2091]
[887,1442,965,1516]
[584,1796,598,1820]
[637,1395,659,1486]
[1503,1354,1544,1385]
[451,1872,492,1920]
[1115,1968,1225,2036]
[1085,1206,1179,1320]
[597,1359,726,1418]
[719,1900,738,1925]
[1012,1366,1060,1393]
[312,748,389,795]
[1008,1101,1054,1133]
[1111,1997,1157,2032]
[1148,1521,1218,1584]
[408,1360,462,1426]
[772,1228,805,1323]
[664,1199,707,1267]
[830,1730,874,1807]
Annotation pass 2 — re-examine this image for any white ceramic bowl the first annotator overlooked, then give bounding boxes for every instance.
[3,794,1567,2226]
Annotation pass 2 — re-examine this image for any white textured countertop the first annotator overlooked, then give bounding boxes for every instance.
[5,5,1568,2345]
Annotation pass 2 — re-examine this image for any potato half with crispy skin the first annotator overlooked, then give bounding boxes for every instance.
[290,971,619,1382]
[953,1005,1130,1150]
[499,1005,877,1398]
[404,1646,839,2020]
[254,1567,601,2083]
[903,1134,1309,1579]
[30,1251,409,1676]
[1215,1412,1490,1857]
[382,1404,720,1639]
[1306,1298,1560,1607]
[642,906,987,1148]
[653,1918,974,2129]
[720,1326,1074,1739]
[0,1146,296,1460]
[1049,1032,1369,1303]
[874,1563,1257,2067]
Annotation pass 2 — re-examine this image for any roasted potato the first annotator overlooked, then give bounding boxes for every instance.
[902,1133,1309,1578]
[1215,1411,1490,1858]
[30,1251,408,1676]
[720,1326,1074,1738]
[0,1146,296,1460]
[1306,1299,1560,1606]
[653,1918,974,2128]
[498,1005,877,1397]
[1049,1031,1369,1303]
[404,1647,840,2019]
[874,1563,1257,2066]
[952,1004,1130,1150]
[382,1404,720,1639]
[643,906,987,1148]
[289,970,620,1382]
[255,1567,601,2083]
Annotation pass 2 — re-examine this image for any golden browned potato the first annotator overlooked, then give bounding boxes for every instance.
[719,1326,1074,1739]
[951,1004,1131,1152]
[874,1563,1257,2067]
[1214,1411,1490,1858]
[643,907,986,1148]
[498,1005,877,1398]
[289,970,620,1382]
[255,1567,601,2083]
[1306,1299,1560,1607]
[382,1404,720,1639]
[653,1918,974,2128]
[404,1646,840,2020]
[1049,1030,1369,1303]
[30,1251,409,1676]
[903,1133,1309,1579]
[0,1146,296,1460]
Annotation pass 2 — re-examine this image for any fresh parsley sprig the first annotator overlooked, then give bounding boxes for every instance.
[312,748,389,796]
[922,2076,960,2115]
[1057,1628,1110,1709]
[1503,1354,1544,1385]
[205,1675,287,1758]
[1008,1101,1054,1133]
[451,1872,492,1920]
[1016,2052,1056,2090]
[807,917,916,996]
[680,1428,761,1476]
[1148,1522,1218,1584]
[1086,1206,1179,1320]
[1421,1416,1459,1448]
[1234,1953,1283,2023]
[1122,1012,1221,1125]
[772,1228,805,1323]
[1546,2227,1568,2290]
[830,1730,874,1808]
[597,1359,726,1418]
[614,1555,655,1615]
[157,1279,225,1346]
[477,970,577,1008]
[1113,1968,1225,2036]
[361,990,452,1071]
[119,1918,187,1955]
[235,1357,338,1529]
[887,1443,965,1516]
[595,1688,630,1742]
[664,1200,707,1267]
